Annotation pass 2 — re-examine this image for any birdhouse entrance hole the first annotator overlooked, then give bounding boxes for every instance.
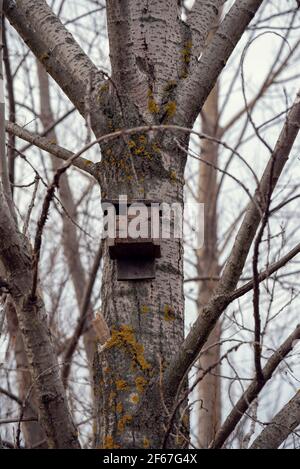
[102,199,162,281]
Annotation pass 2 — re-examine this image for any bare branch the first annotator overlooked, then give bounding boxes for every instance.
[231,242,300,302]
[5,121,97,178]
[210,325,300,448]
[176,0,264,125]
[0,189,80,448]
[250,389,300,449]
[3,0,105,122]
[162,90,300,398]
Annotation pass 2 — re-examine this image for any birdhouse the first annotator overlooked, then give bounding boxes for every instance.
[102,199,161,281]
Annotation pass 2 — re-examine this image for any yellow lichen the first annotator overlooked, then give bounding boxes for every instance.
[182,40,192,64]
[180,40,193,79]
[116,379,128,391]
[141,305,150,314]
[109,391,116,406]
[40,52,50,61]
[139,135,147,144]
[164,101,177,119]
[143,438,150,449]
[148,90,160,114]
[99,83,109,94]
[163,304,176,322]
[117,414,133,433]
[107,325,151,371]
[97,83,109,104]
[135,376,148,394]
[127,140,136,149]
[170,170,178,183]
[152,143,161,154]
[164,80,177,93]
[116,401,123,413]
[103,435,120,449]
[134,145,146,156]
[130,393,140,405]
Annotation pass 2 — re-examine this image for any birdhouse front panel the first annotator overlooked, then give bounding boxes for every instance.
[102,200,162,281]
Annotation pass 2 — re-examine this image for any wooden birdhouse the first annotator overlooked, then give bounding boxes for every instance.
[102,199,161,281]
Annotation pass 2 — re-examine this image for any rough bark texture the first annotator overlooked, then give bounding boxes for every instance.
[176,0,264,125]
[197,85,221,447]
[187,0,225,66]
[93,95,188,451]
[91,1,191,449]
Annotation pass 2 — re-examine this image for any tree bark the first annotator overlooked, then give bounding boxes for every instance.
[93,130,188,449]
[0,183,80,448]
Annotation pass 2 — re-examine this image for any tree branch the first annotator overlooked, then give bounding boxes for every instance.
[3,0,105,123]
[0,182,80,448]
[186,0,225,65]
[176,0,264,125]
[62,240,103,388]
[162,90,300,398]
[210,325,300,448]
[5,121,97,178]
[250,389,300,449]
[230,242,300,302]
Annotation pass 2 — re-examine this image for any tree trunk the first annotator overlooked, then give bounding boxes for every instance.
[92,0,190,449]
[197,85,221,447]
[93,134,187,448]
[6,300,47,448]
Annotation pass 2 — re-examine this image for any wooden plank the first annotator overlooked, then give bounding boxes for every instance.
[117,258,156,281]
